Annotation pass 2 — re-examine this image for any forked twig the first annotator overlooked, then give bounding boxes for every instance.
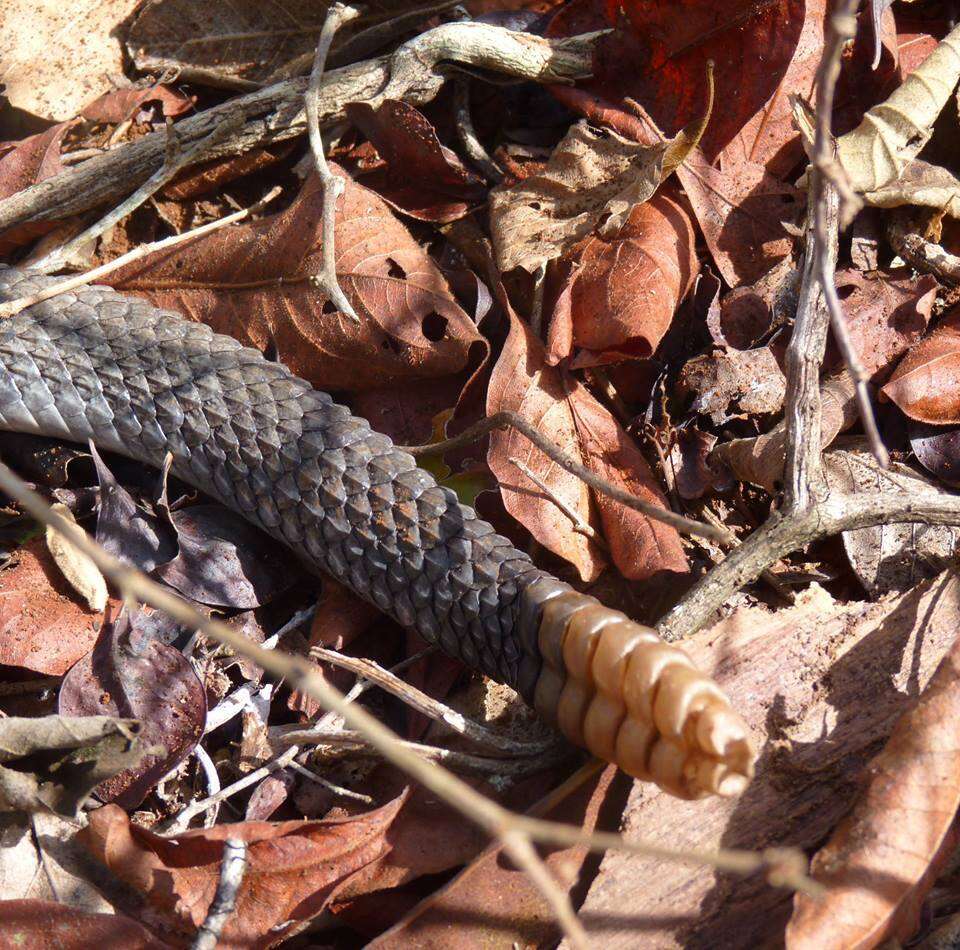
[306,2,363,322]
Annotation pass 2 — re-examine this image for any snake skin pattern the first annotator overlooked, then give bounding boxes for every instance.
[0,266,558,698]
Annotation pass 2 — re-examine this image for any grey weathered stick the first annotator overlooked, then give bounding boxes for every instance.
[306,2,362,322]
[0,24,602,237]
[191,839,247,950]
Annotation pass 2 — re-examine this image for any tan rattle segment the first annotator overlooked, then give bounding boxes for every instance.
[528,580,755,799]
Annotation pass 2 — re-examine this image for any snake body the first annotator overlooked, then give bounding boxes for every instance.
[0,266,754,798]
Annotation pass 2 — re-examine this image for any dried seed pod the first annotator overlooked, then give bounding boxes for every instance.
[524,577,755,799]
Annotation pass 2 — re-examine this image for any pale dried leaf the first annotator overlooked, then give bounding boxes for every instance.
[0,0,141,121]
[865,158,960,217]
[837,22,960,197]
[489,121,689,273]
[679,347,787,424]
[826,446,960,595]
[45,503,107,612]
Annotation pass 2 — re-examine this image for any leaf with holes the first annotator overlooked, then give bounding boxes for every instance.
[487,308,687,581]
[110,168,485,391]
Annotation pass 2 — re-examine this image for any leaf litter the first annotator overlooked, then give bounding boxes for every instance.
[4,2,960,947]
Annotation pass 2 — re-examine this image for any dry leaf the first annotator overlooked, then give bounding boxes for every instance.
[0,538,111,675]
[786,620,960,949]
[81,797,406,947]
[0,0,140,121]
[487,309,687,582]
[881,308,960,423]
[45,504,107,613]
[865,158,960,218]
[826,446,960,596]
[837,22,960,202]
[113,169,484,392]
[489,119,694,273]
[547,190,698,366]
[679,346,787,424]
[0,901,164,950]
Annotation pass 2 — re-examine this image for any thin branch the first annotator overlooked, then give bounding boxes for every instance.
[888,209,960,285]
[812,0,889,470]
[33,114,242,274]
[399,411,733,545]
[0,24,604,240]
[453,76,503,183]
[191,839,248,950]
[0,187,282,320]
[285,760,374,803]
[311,645,556,756]
[0,460,819,932]
[510,455,608,549]
[306,2,363,322]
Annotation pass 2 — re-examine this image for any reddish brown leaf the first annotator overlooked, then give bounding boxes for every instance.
[59,611,206,809]
[881,309,960,423]
[0,901,164,950]
[0,122,73,253]
[0,538,110,675]
[826,269,937,383]
[549,0,805,161]
[347,99,486,224]
[111,169,484,391]
[81,797,405,948]
[547,190,698,366]
[487,309,687,581]
[786,623,960,948]
[80,84,194,123]
[679,346,787,424]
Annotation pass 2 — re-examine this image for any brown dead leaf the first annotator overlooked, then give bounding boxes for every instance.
[0,538,113,675]
[347,99,486,224]
[81,797,405,948]
[45,503,108,613]
[0,901,164,950]
[0,0,141,121]
[679,346,787,424]
[882,308,960,423]
[487,309,687,582]
[546,190,698,367]
[80,84,194,124]
[489,119,693,273]
[112,169,484,391]
[786,617,960,948]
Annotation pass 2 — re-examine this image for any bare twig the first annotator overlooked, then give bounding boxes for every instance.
[453,76,503,183]
[812,0,889,470]
[0,24,603,237]
[306,2,363,322]
[191,839,247,950]
[33,114,242,274]
[311,645,556,756]
[0,187,282,320]
[510,455,608,549]
[285,760,374,803]
[0,459,819,942]
[399,411,733,545]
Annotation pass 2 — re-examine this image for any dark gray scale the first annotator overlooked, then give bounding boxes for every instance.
[0,265,555,699]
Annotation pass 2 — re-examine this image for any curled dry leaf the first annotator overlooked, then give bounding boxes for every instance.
[81,797,406,948]
[865,158,960,218]
[910,421,960,487]
[59,611,206,809]
[837,22,960,205]
[347,99,487,224]
[825,446,960,596]
[546,190,698,367]
[0,538,112,675]
[113,169,484,392]
[882,308,960,423]
[786,615,960,949]
[80,83,194,123]
[45,503,107,613]
[487,310,687,582]
[489,118,695,273]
